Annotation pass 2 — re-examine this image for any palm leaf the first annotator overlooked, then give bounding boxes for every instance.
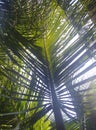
[0,0,96,130]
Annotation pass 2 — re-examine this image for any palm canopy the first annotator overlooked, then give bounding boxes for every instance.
[0,0,96,130]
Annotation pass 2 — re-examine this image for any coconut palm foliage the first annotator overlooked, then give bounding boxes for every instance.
[0,0,96,130]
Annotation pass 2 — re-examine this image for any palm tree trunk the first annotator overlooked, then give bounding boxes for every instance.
[47,70,66,130]
[51,83,66,130]
[43,35,66,130]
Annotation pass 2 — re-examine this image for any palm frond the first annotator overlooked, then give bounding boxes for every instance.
[0,0,96,130]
